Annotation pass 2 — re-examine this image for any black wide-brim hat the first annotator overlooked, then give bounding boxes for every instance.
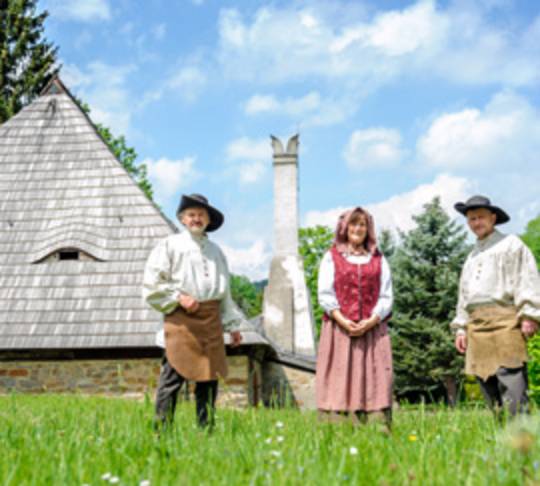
[176,193,224,232]
[454,195,510,225]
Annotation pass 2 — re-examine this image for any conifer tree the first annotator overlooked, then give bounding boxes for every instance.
[390,197,470,403]
[0,0,58,123]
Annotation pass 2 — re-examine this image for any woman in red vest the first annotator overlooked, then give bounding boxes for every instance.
[315,207,393,428]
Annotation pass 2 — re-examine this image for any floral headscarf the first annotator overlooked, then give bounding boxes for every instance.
[334,207,378,254]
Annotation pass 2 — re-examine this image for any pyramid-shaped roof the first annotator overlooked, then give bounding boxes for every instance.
[0,77,177,350]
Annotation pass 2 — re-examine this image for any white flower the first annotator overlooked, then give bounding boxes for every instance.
[265,437,272,444]
[109,477,119,484]
[349,447,358,455]
[276,421,284,428]
[139,481,151,486]
[101,473,112,480]
[277,436,284,443]
[270,450,281,457]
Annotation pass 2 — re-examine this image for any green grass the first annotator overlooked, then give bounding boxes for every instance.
[1,395,539,485]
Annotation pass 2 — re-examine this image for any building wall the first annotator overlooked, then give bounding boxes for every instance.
[0,356,252,408]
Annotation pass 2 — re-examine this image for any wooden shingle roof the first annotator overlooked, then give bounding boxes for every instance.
[0,77,178,350]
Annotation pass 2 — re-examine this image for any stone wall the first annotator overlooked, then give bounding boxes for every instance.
[0,356,252,408]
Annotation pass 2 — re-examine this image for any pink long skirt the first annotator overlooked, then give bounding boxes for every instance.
[315,319,393,412]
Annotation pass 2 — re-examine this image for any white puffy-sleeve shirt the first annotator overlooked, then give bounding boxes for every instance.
[317,251,393,321]
[451,230,540,334]
[143,231,246,347]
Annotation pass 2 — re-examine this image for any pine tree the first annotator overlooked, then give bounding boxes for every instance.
[0,0,58,123]
[390,197,470,403]
[378,228,396,259]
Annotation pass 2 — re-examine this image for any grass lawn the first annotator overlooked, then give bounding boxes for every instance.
[0,394,538,485]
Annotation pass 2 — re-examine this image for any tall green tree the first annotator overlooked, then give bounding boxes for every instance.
[230,274,263,319]
[522,214,540,268]
[299,225,334,337]
[390,197,470,403]
[378,228,396,260]
[0,0,58,123]
[522,214,540,404]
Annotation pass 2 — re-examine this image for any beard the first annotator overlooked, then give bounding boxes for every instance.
[187,225,206,236]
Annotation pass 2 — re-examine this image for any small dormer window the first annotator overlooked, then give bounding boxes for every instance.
[35,247,99,263]
[59,250,79,261]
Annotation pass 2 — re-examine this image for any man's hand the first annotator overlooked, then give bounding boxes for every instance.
[178,293,199,314]
[230,331,242,347]
[455,333,467,354]
[522,319,539,339]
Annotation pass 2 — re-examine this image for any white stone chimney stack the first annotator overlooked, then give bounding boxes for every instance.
[271,134,299,256]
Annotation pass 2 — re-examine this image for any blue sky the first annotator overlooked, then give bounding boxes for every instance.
[40,0,540,279]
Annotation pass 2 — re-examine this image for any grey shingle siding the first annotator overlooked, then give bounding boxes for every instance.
[0,80,176,350]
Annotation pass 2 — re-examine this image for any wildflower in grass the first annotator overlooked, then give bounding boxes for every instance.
[265,437,272,444]
[101,472,112,480]
[270,450,281,457]
[276,421,284,428]
[109,477,119,484]
[139,481,151,486]
[408,435,418,442]
[277,435,284,443]
[349,446,358,455]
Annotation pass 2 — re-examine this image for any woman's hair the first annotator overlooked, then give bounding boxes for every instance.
[334,207,378,254]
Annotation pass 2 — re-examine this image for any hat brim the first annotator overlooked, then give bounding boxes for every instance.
[177,195,224,232]
[454,202,510,225]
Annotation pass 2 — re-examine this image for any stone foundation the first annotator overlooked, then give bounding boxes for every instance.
[0,356,252,408]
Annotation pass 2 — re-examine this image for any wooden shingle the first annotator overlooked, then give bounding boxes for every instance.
[0,77,178,351]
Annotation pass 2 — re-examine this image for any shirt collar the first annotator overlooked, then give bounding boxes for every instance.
[183,229,208,245]
[475,229,504,252]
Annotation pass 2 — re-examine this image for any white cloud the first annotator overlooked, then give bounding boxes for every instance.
[219,239,271,281]
[244,95,279,114]
[304,174,473,234]
[166,66,207,102]
[47,0,111,22]
[62,61,136,135]
[245,92,321,117]
[144,157,200,202]
[332,1,447,56]
[225,137,271,185]
[417,91,540,170]
[244,90,362,127]
[217,1,539,87]
[344,128,404,170]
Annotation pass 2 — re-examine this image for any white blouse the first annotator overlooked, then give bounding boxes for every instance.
[451,230,540,333]
[317,251,393,321]
[143,231,246,347]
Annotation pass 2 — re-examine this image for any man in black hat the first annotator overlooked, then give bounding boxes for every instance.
[143,193,244,429]
[451,195,540,416]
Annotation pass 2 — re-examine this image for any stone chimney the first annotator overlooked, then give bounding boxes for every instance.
[260,134,317,409]
[271,134,299,257]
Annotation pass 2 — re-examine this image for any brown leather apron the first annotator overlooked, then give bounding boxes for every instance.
[164,300,228,382]
[466,304,528,380]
